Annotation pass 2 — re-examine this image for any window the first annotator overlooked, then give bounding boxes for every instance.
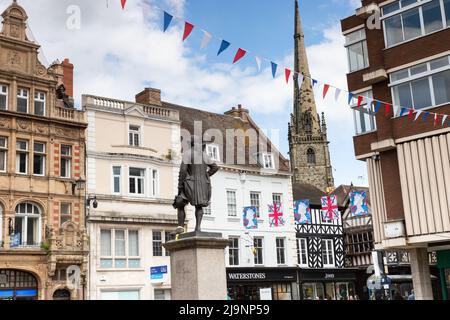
[129,168,145,195]
[151,169,159,197]
[261,153,275,169]
[272,193,282,206]
[154,289,171,300]
[297,238,308,266]
[153,230,163,257]
[345,29,369,72]
[351,90,377,135]
[0,84,8,110]
[206,144,220,162]
[204,203,212,215]
[34,91,46,116]
[307,148,316,164]
[17,88,28,113]
[391,55,450,110]
[445,0,450,25]
[229,237,239,266]
[0,137,7,172]
[100,229,140,269]
[276,238,286,265]
[254,237,264,265]
[60,203,71,226]
[112,166,121,193]
[250,192,261,217]
[128,125,141,147]
[382,0,450,47]
[101,290,140,300]
[16,140,28,174]
[60,145,72,178]
[14,203,41,246]
[346,232,374,254]
[33,142,45,176]
[165,231,174,256]
[227,190,237,217]
[322,239,334,267]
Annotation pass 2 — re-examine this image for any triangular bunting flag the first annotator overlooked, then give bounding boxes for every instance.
[182,22,194,41]
[217,40,231,56]
[323,84,330,99]
[423,112,430,122]
[393,105,399,117]
[414,110,423,121]
[200,30,212,49]
[434,113,439,126]
[298,73,304,85]
[233,48,247,64]
[400,107,407,117]
[357,96,364,108]
[163,11,173,32]
[285,68,291,84]
[442,115,448,126]
[374,101,382,113]
[312,79,318,87]
[271,62,278,78]
[408,109,414,120]
[121,0,126,10]
[334,88,341,101]
[348,93,354,105]
[255,56,262,71]
[385,103,391,117]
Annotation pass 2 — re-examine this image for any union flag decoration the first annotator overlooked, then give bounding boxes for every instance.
[321,195,339,221]
[350,191,369,217]
[268,202,285,227]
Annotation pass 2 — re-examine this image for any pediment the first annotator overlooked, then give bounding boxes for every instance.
[124,105,147,118]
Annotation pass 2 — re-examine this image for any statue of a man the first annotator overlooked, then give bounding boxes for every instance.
[173,136,219,234]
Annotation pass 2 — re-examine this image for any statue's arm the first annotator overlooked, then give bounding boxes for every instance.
[207,162,219,177]
[178,162,188,194]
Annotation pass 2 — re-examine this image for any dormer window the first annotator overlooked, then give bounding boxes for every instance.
[261,153,275,170]
[129,125,141,147]
[206,144,220,162]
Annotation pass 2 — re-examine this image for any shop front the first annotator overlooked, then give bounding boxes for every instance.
[298,269,358,300]
[0,269,38,300]
[226,268,298,300]
[437,250,450,300]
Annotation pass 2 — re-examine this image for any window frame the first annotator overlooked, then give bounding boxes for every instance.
[152,230,163,257]
[297,238,309,267]
[321,239,335,267]
[276,237,286,265]
[226,189,237,217]
[128,167,146,196]
[60,145,72,178]
[250,192,261,217]
[0,137,7,172]
[99,228,141,269]
[112,165,122,194]
[0,84,8,111]
[351,90,377,135]
[16,88,29,113]
[261,153,275,169]
[128,125,141,147]
[34,91,46,116]
[253,237,264,265]
[228,236,240,266]
[344,28,370,73]
[14,203,41,247]
[206,144,221,162]
[150,169,159,197]
[16,139,29,175]
[33,142,46,176]
[60,203,72,226]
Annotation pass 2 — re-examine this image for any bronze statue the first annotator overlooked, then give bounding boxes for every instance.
[56,84,73,109]
[173,136,219,234]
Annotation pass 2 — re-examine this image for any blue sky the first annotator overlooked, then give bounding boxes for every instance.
[0,0,368,187]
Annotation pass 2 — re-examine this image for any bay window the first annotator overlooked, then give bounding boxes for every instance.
[14,203,41,247]
[0,137,7,172]
[351,90,377,135]
[0,84,7,110]
[17,88,28,113]
[100,229,140,269]
[16,140,28,174]
[345,29,369,72]
[129,167,145,195]
[391,54,450,111]
[34,91,46,116]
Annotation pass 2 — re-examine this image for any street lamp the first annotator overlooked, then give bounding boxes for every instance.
[72,178,86,195]
[86,196,98,209]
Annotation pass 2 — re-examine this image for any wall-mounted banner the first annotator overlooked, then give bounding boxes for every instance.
[321,195,339,221]
[350,191,369,217]
[268,203,285,227]
[294,200,311,224]
[243,206,258,230]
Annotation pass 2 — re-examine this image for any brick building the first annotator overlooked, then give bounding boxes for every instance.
[342,0,450,299]
[0,1,88,300]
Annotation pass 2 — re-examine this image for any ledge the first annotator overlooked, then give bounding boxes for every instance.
[164,234,230,251]
[371,138,396,152]
[363,68,388,85]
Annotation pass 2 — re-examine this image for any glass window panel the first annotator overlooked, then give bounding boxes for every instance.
[401,0,417,7]
[14,217,23,244]
[391,69,410,82]
[100,230,112,256]
[115,230,126,256]
[422,0,443,34]
[0,150,5,171]
[27,217,38,245]
[17,98,28,113]
[394,83,413,108]
[118,291,139,300]
[402,8,421,41]
[445,0,450,25]
[411,78,432,109]
[114,259,127,268]
[385,15,404,46]
[100,259,113,268]
[348,42,365,72]
[383,1,400,15]
[128,259,140,268]
[433,70,450,105]
[128,230,139,256]
[34,101,45,116]
[430,57,450,70]
[410,63,427,75]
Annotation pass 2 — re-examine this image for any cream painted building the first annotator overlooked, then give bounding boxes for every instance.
[84,91,181,300]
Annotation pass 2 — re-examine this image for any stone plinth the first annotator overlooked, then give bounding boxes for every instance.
[164,233,229,300]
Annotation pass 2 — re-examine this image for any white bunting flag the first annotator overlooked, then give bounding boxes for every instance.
[334,88,341,101]
[200,30,212,49]
[442,115,448,126]
[255,56,262,72]
[393,105,399,117]
[414,110,423,121]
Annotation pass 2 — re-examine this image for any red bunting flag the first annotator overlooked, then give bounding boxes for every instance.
[434,113,439,126]
[357,96,364,108]
[182,22,194,41]
[323,84,330,99]
[233,48,247,64]
[121,0,126,10]
[285,69,291,84]
[385,103,391,117]
[408,109,414,120]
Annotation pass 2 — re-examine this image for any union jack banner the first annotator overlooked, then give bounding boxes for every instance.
[268,202,285,227]
[294,200,311,224]
[321,195,339,220]
[350,191,369,217]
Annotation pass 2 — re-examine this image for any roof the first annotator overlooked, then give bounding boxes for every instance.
[292,183,327,206]
[331,184,370,207]
[163,102,291,173]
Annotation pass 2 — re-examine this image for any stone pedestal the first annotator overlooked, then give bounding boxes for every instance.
[164,232,229,300]
[409,247,434,300]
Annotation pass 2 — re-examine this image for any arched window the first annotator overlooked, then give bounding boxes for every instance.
[307,149,316,164]
[15,203,41,247]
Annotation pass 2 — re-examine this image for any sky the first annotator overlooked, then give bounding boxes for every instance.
[0,0,368,187]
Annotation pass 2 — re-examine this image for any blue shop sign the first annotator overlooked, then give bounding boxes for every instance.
[150,266,168,280]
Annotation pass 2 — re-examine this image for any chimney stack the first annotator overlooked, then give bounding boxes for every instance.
[61,58,74,97]
[224,104,250,121]
[135,88,162,106]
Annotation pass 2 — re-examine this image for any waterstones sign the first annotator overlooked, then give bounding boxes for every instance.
[228,273,267,281]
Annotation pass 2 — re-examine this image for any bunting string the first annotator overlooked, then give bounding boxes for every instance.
[117,1,450,127]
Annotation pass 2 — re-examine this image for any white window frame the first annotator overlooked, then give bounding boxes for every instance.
[254,237,264,265]
[276,237,286,265]
[250,191,261,217]
[260,153,275,169]
[33,142,46,176]
[206,144,220,162]
[0,205,3,247]
[16,88,29,113]
[298,238,309,267]
[99,229,141,269]
[0,137,7,172]
[0,84,8,110]
[322,239,335,267]
[351,90,377,135]
[381,0,450,48]
[60,145,72,178]
[112,165,122,194]
[345,28,369,72]
[150,169,159,197]
[389,54,450,112]
[228,236,240,266]
[14,203,41,247]
[16,140,29,174]
[34,91,46,116]
[60,203,72,226]
[129,167,146,196]
[226,189,237,217]
[128,125,141,147]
